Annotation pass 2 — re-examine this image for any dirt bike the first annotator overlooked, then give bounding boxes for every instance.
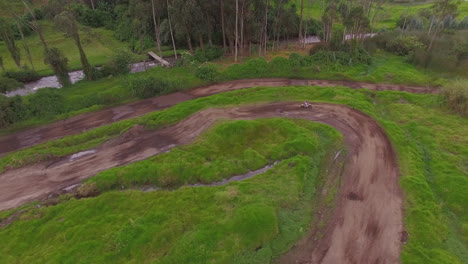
[300,103,312,108]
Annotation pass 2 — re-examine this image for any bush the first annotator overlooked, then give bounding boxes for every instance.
[397,14,427,30]
[441,79,468,116]
[386,35,425,56]
[459,17,468,30]
[28,89,66,117]
[309,42,328,55]
[72,3,114,28]
[222,58,269,79]
[100,49,133,77]
[5,69,40,83]
[0,77,22,93]
[177,51,197,67]
[268,57,292,73]
[412,31,468,73]
[306,47,372,67]
[193,46,223,63]
[309,43,372,65]
[126,76,178,98]
[77,182,99,197]
[0,95,28,128]
[195,63,219,81]
[289,52,304,68]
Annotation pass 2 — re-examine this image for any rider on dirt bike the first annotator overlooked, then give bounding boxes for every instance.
[301,100,311,108]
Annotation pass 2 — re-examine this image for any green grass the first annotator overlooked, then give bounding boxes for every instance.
[0,0,46,17]
[376,1,468,29]
[0,84,466,263]
[0,118,343,263]
[0,21,127,76]
[87,118,336,191]
[292,0,324,21]
[222,52,443,85]
[293,0,468,29]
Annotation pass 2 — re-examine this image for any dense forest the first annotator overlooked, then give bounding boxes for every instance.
[1,0,466,61]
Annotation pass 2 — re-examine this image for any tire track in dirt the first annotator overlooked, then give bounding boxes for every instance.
[0,78,437,156]
[0,102,403,264]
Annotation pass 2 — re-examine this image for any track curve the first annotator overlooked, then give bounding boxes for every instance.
[0,102,403,263]
[0,78,437,155]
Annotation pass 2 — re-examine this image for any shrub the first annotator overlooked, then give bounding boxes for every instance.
[0,95,28,128]
[289,52,304,68]
[72,3,114,28]
[177,51,197,67]
[28,88,66,117]
[309,42,328,55]
[222,58,269,79]
[77,182,99,197]
[397,14,427,30]
[441,79,468,116]
[5,69,40,83]
[309,43,372,65]
[459,17,468,29]
[193,46,223,62]
[268,57,292,73]
[100,48,133,77]
[195,63,219,81]
[0,77,22,93]
[306,47,371,67]
[386,35,425,56]
[126,76,177,98]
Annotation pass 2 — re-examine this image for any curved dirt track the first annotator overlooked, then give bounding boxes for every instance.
[0,78,437,155]
[0,102,403,264]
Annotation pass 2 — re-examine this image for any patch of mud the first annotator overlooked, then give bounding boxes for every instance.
[120,125,146,140]
[69,150,96,162]
[62,184,81,192]
[0,210,25,228]
[346,191,363,201]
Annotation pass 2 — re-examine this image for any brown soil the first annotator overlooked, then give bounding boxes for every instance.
[0,102,403,264]
[0,78,437,156]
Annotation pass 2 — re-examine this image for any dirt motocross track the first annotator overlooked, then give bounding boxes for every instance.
[0,102,403,263]
[0,78,428,263]
[0,78,437,155]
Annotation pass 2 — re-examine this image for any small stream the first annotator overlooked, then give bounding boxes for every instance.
[4,60,166,97]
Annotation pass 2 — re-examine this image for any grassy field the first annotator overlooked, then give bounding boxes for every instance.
[0,0,47,17]
[0,84,466,263]
[377,1,468,29]
[293,0,468,29]
[0,21,127,76]
[0,118,343,263]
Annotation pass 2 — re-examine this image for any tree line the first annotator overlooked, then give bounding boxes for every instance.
[0,0,466,87]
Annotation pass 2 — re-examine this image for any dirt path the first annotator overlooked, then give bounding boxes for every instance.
[0,102,403,264]
[0,78,437,156]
